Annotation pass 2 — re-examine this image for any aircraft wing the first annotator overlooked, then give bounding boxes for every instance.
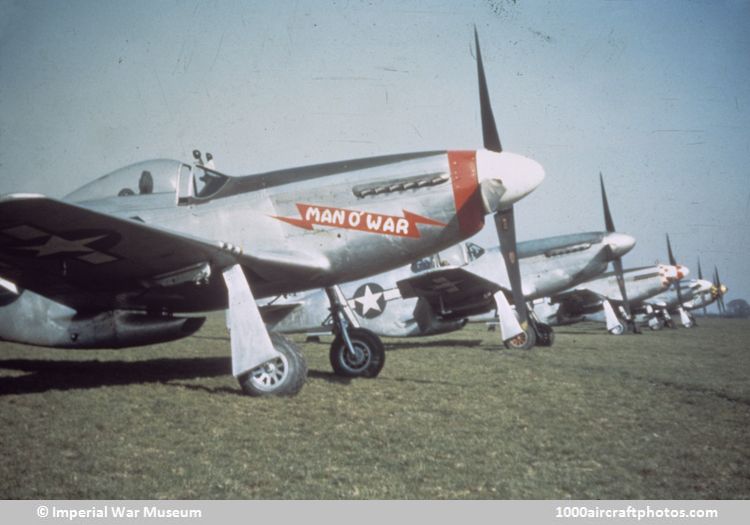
[258,301,302,318]
[549,288,607,315]
[0,194,239,309]
[396,266,502,319]
[0,194,326,311]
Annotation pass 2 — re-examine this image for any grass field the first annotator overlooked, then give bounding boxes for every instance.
[0,316,748,499]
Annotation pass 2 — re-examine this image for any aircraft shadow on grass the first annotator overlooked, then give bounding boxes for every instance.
[384,339,483,351]
[0,357,232,396]
[0,356,358,396]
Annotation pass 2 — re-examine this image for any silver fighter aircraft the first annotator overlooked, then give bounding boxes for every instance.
[641,278,713,329]
[260,176,635,354]
[680,261,728,316]
[536,263,688,334]
[263,229,634,350]
[0,31,543,396]
[629,235,708,329]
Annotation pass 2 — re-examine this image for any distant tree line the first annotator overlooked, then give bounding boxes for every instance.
[726,299,750,318]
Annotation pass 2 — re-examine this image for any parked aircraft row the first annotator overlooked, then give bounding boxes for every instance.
[261,190,728,372]
[0,30,729,397]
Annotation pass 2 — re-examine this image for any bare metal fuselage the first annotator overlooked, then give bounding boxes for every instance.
[264,231,631,337]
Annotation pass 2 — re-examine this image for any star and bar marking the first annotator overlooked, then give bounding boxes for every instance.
[1,225,119,265]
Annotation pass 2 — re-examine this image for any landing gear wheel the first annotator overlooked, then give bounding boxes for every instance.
[535,323,555,347]
[504,325,536,350]
[609,323,625,335]
[237,332,307,397]
[330,328,385,378]
[649,320,663,331]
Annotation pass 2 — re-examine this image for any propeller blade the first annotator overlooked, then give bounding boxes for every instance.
[474,27,502,153]
[666,234,684,305]
[495,209,528,325]
[472,29,538,346]
[713,266,724,315]
[666,234,676,266]
[600,173,616,233]
[612,257,632,323]
[599,174,635,331]
[474,30,530,340]
[697,257,706,315]
[715,266,727,314]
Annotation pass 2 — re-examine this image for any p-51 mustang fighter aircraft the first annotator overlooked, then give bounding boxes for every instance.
[705,265,729,315]
[535,262,688,334]
[669,261,728,317]
[0,31,544,396]
[261,175,635,354]
[630,235,708,329]
[532,178,689,335]
[642,278,713,329]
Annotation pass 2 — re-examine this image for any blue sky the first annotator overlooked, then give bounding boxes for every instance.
[1,0,748,303]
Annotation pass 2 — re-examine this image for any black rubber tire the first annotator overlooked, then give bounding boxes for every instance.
[329,327,385,378]
[237,332,307,396]
[504,325,536,350]
[535,323,555,347]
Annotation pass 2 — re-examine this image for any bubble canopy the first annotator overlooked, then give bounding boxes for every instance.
[64,159,229,203]
[65,159,182,202]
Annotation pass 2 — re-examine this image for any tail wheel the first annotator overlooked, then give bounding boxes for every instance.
[237,332,307,396]
[504,325,536,350]
[330,328,385,378]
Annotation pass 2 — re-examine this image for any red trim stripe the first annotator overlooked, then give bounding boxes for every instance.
[448,150,484,236]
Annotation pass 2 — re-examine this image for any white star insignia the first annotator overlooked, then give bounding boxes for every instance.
[18,234,107,257]
[354,285,384,315]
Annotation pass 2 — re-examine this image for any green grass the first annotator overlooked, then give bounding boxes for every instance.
[1,316,748,499]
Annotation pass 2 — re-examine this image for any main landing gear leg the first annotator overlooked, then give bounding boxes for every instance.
[325,286,385,378]
[660,308,675,329]
[646,305,662,330]
[602,300,625,335]
[493,291,534,350]
[617,304,641,334]
[222,264,306,396]
[678,307,693,328]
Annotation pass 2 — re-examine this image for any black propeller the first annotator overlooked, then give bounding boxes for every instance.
[714,266,727,315]
[474,28,530,340]
[600,173,636,332]
[666,234,685,306]
[698,257,707,316]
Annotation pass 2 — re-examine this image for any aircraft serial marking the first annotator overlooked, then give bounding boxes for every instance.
[272,204,446,238]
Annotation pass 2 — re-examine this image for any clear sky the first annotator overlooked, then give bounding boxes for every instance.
[1,0,748,304]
